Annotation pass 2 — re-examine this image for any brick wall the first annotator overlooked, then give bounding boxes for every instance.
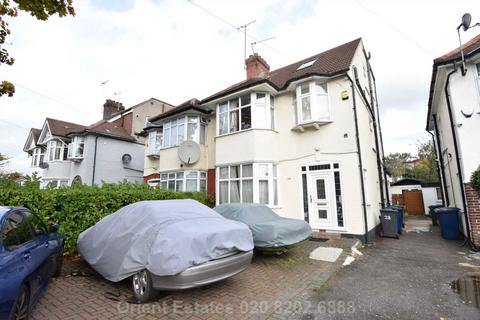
[465,183,480,247]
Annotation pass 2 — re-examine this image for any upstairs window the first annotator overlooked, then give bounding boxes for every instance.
[147,130,162,155]
[31,148,44,167]
[46,140,66,162]
[162,116,206,148]
[67,136,85,159]
[295,81,330,124]
[217,92,274,135]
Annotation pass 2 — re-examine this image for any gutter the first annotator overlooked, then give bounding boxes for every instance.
[364,52,386,208]
[348,70,370,243]
[91,136,99,186]
[444,65,472,245]
[432,114,449,206]
[425,128,446,207]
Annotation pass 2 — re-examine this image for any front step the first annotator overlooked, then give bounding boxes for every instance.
[311,229,342,240]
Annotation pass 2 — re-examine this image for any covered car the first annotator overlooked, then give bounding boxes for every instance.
[77,200,253,302]
[214,203,312,249]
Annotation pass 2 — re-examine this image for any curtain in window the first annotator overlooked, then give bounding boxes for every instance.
[301,96,311,121]
[177,118,185,145]
[242,164,253,177]
[163,127,171,147]
[259,180,269,204]
[230,180,240,202]
[242,180,253,202]
[229,109,239,132]
[187,117,198,141]
[219,181,228,204]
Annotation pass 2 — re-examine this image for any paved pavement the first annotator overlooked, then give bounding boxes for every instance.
[293,217,480,320]
[31,238,356,319]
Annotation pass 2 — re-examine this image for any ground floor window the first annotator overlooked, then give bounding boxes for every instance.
[217,163,278,206]
[153,171,206,192]
[42,179,68,189]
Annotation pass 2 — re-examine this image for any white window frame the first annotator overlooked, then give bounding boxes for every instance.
[216,92,275,136]
[162,116,206,149]
[31,148,44,167]
[67,136,85,159]
[295,81,330,124]
[46,140,66,162]
[217,163,278,206]
[158,170,207,192]
[147,130,162,155]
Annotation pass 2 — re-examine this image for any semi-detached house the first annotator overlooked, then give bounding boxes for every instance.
[143,38,389,242]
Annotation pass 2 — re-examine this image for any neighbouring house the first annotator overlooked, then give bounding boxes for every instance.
[142,38,389,243]
[390,178,443,215]
[23,98,173,188]
[426,33,480,247]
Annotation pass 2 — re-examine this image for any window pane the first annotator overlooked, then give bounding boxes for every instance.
[163,128,170,147]
[176,172,184,179]
[176,180,184,192]
[229,98,239,110]
[24,211,47,236]
[6,213,34,246]
[187,119,198,141]
[186,171,197,178]
[300,83,309,94]
[170,124,178,146]
[160,181,167,189]
[219,181,228,204]
[241,106,251,130]
[242,180,253,203]
[273,164,277,178]
[200,172,206,179]
[199,180,206,192]
[259,180,269,204]
[219,167,229,179]
[229,109,239,132]
[316,179,326,200]
[315,82,327,94]
[242,164,253,177]
[219,102,228,113]
[219,113,228,135]
[200,124,206,144]
[230,165,239,179]
[240,94,250,106]
[301,96,311,121]
[186,179,197,192]
[168,173,175,179]
[168,180,175,190]
[256,93,266,103]
[178,123,185,144]
[161,173,168,180]
[230,180,240,202]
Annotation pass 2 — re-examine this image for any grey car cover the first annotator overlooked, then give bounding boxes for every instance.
[214,203,312,248]
[77,200,254,282]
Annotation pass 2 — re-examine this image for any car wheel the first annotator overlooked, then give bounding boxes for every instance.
[10,284,29,320]
[132,269,158,303]
[53,248,64,278]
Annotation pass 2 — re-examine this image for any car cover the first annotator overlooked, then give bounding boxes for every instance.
[214,203,312,248]
[77,200,254,282]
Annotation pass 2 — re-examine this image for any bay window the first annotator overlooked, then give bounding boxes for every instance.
[158,171,206,192]
[147,130,162,155]
[218,163,278,206]
[46,140,66,162]
[162,116,206,148]
[31,148,44,167]
[296,81,330,124]
[217,92,274,135]
[67,136,85,159]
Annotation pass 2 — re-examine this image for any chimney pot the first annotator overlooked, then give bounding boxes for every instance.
[245,53,270,80]
[103,99,125,120]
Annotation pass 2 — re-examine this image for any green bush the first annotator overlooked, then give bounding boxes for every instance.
[472,168,480,194]
[0,181,214,255]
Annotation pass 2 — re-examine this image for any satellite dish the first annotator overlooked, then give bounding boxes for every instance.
[458,13,472,31]
[122,153,132,164]
[39,162,49,169]
[178,141,200,165]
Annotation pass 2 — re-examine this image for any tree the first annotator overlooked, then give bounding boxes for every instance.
[0,152,8,167]
[385,152,412,181]
[1,0,75,97]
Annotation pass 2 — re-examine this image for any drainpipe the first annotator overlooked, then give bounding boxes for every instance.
[348,70,370,244]
[91,136,99,186]
[444,66,472,244]
[425,129,446,207]
[432,114,449,206]
[364,53,386,208]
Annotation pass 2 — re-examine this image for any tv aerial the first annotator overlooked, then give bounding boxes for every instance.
[251,36,276,54]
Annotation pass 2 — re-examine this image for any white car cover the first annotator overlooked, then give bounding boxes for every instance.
[77,199,254,282]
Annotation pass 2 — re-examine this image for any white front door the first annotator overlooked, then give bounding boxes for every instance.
[308,172,335,229]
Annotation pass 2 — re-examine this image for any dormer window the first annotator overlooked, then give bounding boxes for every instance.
[147,130,162,156]
[67,136,85,159]
[295,81,330,125]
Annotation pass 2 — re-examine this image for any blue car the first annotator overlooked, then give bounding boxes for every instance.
[0,207,64,320]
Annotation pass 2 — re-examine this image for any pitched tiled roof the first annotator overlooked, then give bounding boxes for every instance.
[434,34,480,64]
[46,118,86,138]
[201,38,361,103]
[31,128,42,144]
[148,98,211,122]
[69,120,135,142]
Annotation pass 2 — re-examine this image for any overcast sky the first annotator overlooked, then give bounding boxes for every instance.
[1,0,479,174]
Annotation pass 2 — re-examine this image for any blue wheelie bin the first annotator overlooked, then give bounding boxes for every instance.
[437,207,462,240]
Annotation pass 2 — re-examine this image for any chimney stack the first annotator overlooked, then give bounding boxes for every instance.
[245,53,270,80]
[103,99,125,120]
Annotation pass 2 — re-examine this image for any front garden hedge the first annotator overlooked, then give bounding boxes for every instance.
[0,181,214,255]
